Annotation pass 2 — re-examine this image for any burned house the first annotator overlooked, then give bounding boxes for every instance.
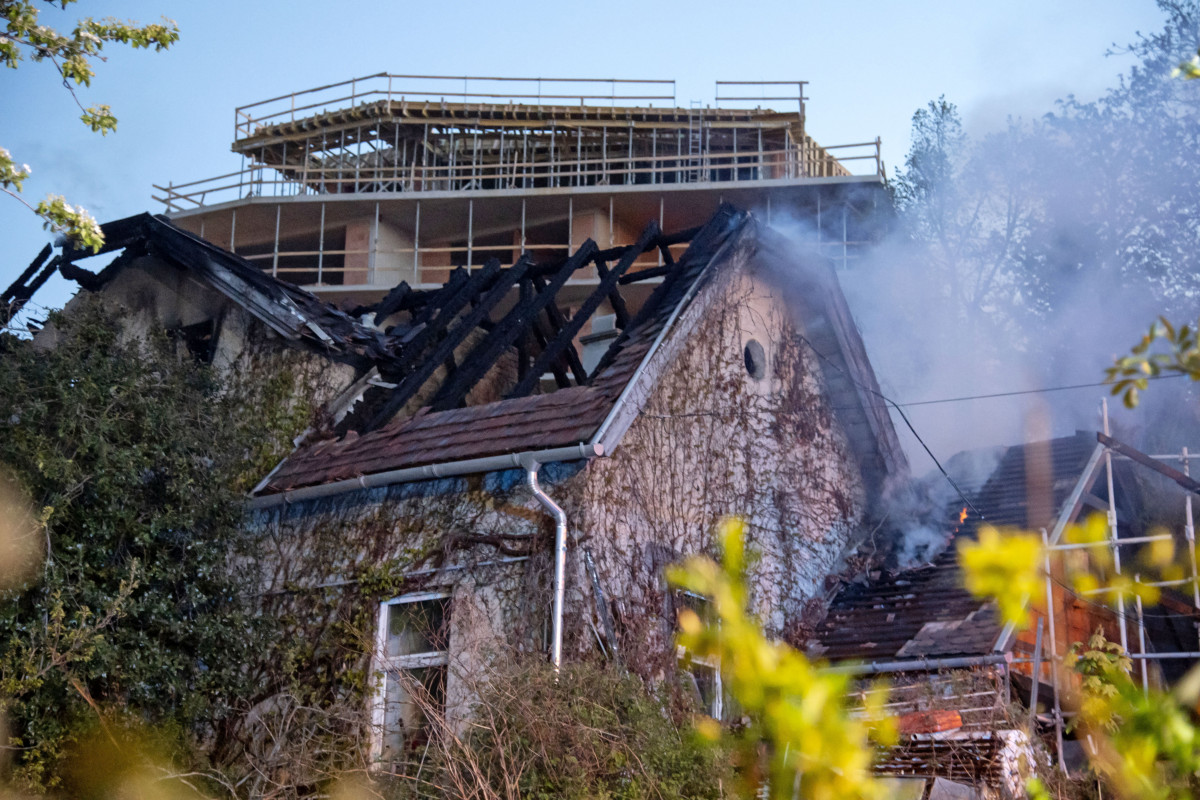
[3,74,925,777]
[810,430,1200,797]
[4,197,906,768]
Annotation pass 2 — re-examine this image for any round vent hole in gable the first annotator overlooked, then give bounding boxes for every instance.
[744,339,767,380]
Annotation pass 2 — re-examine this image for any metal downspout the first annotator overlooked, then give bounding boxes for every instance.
[526,461,568,673]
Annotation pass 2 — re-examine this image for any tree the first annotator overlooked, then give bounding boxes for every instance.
[0,299,265,791]
[1,1,178,251]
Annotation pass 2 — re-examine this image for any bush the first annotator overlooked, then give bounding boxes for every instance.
[383,657,734,800]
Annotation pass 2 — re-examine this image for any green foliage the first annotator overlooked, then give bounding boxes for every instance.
[1067,628,1132,733]
[959,522,1200,799]
[0,298,292,791]
[667,518,895,800]
[1,1,179,250]
[33,194,102,251]
[408,658,733,800]
[891,95,966,239]
[957,525,1044,628]
[1068,630,1200,800]
[1107,315,1200,408]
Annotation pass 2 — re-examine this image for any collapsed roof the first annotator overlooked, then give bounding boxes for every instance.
[810,434,1102,665]
[812,430,1200,670]
[3,213,400,366]
[4,204,906,508]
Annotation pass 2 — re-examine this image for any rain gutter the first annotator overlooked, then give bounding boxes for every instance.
[525,459,569,673]
[821,653,1011,676]
[248,442,602,510]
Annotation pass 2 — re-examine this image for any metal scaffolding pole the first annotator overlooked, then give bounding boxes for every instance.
[317,203,325,284]
[1136,575,1149,693]
[272,205,281,277]
[413,200,420,283]
[1103,398,1131,653]
[1185,447,1200,650]
[1043,528,1067,773]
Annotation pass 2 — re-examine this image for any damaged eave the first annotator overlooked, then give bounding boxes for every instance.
[4,212,400,369]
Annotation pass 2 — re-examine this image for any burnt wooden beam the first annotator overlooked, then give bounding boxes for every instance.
[390,259,501,373]
[587,206,743,380]
[507,221,659,398]
[8,244,53,297]
[531,312,571,389]
[618,264,671,284]
[372,280,412,326]
[593,259,630,329]
[364,256,532,430]
[532,274,588,385]
[588,226,699,264]
[411,268,470,329]
[57,258,105,291]
[430,240,598,412]
[1098,432,1200,495]
[2,245,57,324]
[516,279,532,381]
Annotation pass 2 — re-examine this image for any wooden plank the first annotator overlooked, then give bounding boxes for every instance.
[372,280,412,326]
[389,259,501,372]
[532,274,589,385]
[430,240,597,412]
[1099,432,1200,495]
[531,311,571,389]
[507,221,658,398]
[5,244,52,297]
[593,259,630,328]
[516,279,532,381]
[364,256,532,430]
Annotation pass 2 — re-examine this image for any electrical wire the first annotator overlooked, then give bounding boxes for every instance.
[796,332,985,519]
[832,373,1188,412]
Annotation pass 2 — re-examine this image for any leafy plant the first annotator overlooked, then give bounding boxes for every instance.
[1,0,178,249]
[667,518,895,800]
[0,297,286,790]
[959,519,1200,799]
[1107,315,1200,408]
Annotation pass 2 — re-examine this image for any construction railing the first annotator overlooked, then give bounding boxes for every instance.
[233,75,678,141]
[153,140,881,212]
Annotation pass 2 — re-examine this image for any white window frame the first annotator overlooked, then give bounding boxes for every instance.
[370,590,451,763]
[675,588,723,721]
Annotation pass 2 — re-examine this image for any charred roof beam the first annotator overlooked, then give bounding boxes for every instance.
[507,221,659,398]
[429,240,598,413]
[364,255,533,430]
[531,273,589,385]
[389,261,501,372]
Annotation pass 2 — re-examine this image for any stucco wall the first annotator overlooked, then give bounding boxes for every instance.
[569,245,867,670]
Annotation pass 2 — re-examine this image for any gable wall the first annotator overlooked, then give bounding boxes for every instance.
[570,240,868,670]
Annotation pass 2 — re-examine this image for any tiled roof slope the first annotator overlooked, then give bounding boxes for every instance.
[4,213,403,366]
[812,432,1101,663]
[259,207,748,494]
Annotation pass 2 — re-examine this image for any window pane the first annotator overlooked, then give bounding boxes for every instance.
[381,665,446,759]
[386,598,449,657]
[690,661,721,719]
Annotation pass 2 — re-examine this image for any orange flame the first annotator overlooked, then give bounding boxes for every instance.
[958,507,968,524]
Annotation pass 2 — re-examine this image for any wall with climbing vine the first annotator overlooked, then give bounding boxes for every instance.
[226,241,875,788]
[569,242,867,673]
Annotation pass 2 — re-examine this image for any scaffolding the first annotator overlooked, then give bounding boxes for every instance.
[1020,399,1200,772]
[153,75,881,212]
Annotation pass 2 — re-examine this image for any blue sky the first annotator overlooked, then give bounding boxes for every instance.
[0,0,1161,291]
[0,0,1180,474]
[0,0,1168,307]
